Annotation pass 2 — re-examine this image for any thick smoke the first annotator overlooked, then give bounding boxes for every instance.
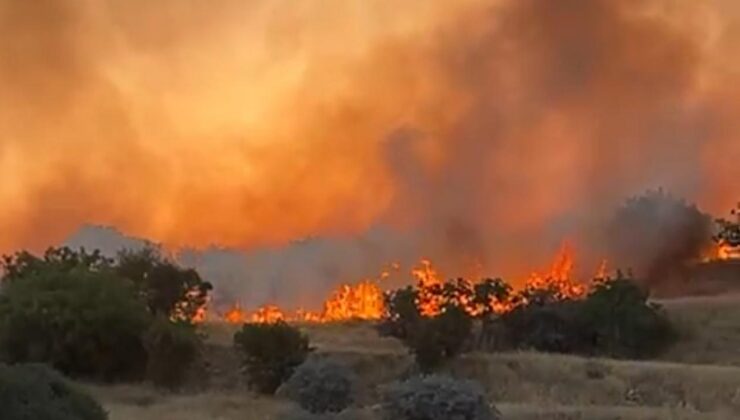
[3,0,740,308]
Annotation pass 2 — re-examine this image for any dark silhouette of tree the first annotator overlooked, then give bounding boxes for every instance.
[715,203,740,248]
[1,247,111,283]
[116,247,212,322]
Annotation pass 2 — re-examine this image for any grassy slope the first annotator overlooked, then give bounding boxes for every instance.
[89,294,740,420]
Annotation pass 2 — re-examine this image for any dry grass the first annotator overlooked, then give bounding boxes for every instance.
[660,294,740,366]
[88,294,740,420]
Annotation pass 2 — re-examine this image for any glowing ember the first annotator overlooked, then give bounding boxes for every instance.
[717,243,736,260]
[250,304,286,324]
[702,242,739,262]
[224,303,248,324]
[192,306,207,323]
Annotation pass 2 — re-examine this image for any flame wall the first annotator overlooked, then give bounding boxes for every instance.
[2,0,740,305]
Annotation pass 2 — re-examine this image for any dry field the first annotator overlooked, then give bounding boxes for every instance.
[86,294,740,420]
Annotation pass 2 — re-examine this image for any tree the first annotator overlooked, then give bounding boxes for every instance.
[1,247,111,283]
[715,203,740,248]
[0,267,151,381]
[607,189,713,287]
[116,247,212,322]
[403,305,473,372]
[233,322,312,394]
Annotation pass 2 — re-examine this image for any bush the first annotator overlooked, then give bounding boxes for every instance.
[403,305,473,372]
[0,363,108,420]
[575,276,676,358]
[715,204,740,247]
[143,316,201,389]
[233,321,312,394]
[279,358,355,414]
[376,287,421,340]
[0,267,151,381]
[116,247,212,322]
[382,375,500,420]
[494,275,676,358]
[497,300,582,353]
[1,247,112,283]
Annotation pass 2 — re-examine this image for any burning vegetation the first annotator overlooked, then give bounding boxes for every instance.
[213,243,604,325]
[209,199,740,326]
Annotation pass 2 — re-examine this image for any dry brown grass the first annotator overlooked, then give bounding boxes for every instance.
[660,294,740,366]
[87,294,740,420]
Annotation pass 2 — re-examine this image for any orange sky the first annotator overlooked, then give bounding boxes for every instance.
[1,0,738,269]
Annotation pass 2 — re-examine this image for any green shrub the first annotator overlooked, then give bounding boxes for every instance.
[143,316,201,389]
[494,276,676,358]
[376,287,421,340]
[233,321,312,394]
[279,358,355,414]
[1,247,112,283]
[497,300,582,353]
[403,305,473,372]
[0,267,151,381]
[0,363,107,420]
[382,375,500,420]
[116,247,212,322]
[575,276,676,358]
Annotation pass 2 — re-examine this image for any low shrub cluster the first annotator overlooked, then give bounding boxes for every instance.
[496,275,676,358]
[378,278,509,371]
[403,305,473,372]
[0,246,206,388]
[382,374,501,420]
[381,271,677,367]
[115,247,212,321]
[143,317,201,389]
[279,358,355,414]
[0,267,151,381]
[0,363,108,420]
[233,321,312,394]
[378,278,511,341]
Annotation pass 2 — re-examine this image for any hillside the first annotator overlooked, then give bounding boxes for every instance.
[87,294,740,420]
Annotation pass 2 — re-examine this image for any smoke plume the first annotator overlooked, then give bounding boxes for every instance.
[3,0,740,306]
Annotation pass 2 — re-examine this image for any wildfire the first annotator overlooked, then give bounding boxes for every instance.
[219,280,384,324]
[702,242,739,262]
[523,243,586,299]
[322,281,385,321]
[216,243,606,325]
[224,302,248,324]
[717,243,739,260]
[412,259,444,316]
[250,304,287,324]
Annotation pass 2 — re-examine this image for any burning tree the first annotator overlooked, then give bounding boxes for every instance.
[715,203,740,251]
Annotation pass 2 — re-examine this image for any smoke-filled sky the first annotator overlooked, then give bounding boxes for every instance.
[2,0,739,294]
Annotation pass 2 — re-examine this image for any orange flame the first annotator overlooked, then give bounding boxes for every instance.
[224,302,248,324]
[322,280,385,321]
[217,244,607,324]
[250,304,286,324]
[412,259,444,316]
[523,242,586,299]
[702,242,739,262]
